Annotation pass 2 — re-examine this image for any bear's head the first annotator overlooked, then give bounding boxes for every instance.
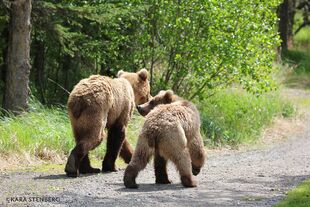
[136,90,178,116]
[117,69,151,105]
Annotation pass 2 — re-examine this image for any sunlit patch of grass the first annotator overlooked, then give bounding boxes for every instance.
[275,180,310,207]
[293,11,310,52]
[294,27,310,52]
[0,99,73,158]
[282,50,310,89]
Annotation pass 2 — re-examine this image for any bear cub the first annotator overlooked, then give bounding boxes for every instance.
[124,90,206,188]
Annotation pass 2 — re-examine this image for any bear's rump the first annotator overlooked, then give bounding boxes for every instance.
[155,124,187,158]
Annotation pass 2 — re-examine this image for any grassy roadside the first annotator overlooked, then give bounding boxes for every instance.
[0,98,144,166]
[0,88,295,170]
[0,100,73,163]
[198,89,295,146]
[275,180,310,207]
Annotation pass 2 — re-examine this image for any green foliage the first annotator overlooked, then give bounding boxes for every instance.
[275,180,310,207]
[0,0,283,105]
[198,89,295,146]
[136,0,282,98]
[27,0,148,104]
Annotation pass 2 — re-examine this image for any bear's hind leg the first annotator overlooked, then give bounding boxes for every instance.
[79,130,105,174]
[102,123,125,172]
[65,115,104,177]
[79,154,100,174]
[65,103,106,177]
[65,142,92,177]
[170,148,197,188]
[154,150,171,184]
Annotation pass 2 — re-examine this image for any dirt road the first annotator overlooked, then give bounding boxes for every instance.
[0,89,309,207]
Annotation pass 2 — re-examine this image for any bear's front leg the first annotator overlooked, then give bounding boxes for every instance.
[188,134,206,176]
[102,124,125,172]
[123,165,139,188]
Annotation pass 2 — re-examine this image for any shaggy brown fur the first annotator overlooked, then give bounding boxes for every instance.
[124,90,206,188]
[65,69,150,177]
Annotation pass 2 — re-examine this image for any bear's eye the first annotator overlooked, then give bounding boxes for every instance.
[149,100,155,105]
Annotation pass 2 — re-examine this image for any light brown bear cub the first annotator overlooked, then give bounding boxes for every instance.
[124,90,206,188]
[65,69,150,177]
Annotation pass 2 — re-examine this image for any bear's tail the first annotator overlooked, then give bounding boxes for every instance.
[68,97,87,119]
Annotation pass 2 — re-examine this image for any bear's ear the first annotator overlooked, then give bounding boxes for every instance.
[164,90,174,103]
[117,70,124,78]
[138,68,148,81]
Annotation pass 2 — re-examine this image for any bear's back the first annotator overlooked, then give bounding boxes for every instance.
[143,101,200,136]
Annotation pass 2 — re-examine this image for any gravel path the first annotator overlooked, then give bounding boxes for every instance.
[0,89,309,207]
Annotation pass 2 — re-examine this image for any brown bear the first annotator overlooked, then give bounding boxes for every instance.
[65,69,151,177]
[124,90,206,188]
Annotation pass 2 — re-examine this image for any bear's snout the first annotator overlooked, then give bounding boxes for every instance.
[136,105,147,116]
[136,105,142,113]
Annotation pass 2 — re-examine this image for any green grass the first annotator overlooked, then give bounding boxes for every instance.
[0,90,295,163]
[275,180,310,207]
[282,50,310,89]
[1,90,294,159]
[0,99,73,158]
[283,50,310,74]
[293,11,310,52]
[294,26,310,51]
[198,89,295,146]
[0,98,145,162]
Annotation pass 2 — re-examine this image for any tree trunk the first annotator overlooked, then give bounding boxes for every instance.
[278,0,296,51]
[33,36,46,104]
[62,54,71,100]
[0,26,9,105]
[3,0,32,114]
